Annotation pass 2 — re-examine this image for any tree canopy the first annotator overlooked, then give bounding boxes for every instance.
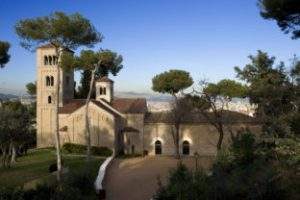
[152,70,193,96]
[26,82,36,96]
[235,50,295,136]
[61,49,123,98]
[259,0,300,39]
[204,79,248,99]
[0,41,10,68]
[15,11,102,50]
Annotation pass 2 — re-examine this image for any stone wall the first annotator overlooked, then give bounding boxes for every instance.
[59,102,117,151]
[123,114,144,154]
[144,122,261,156]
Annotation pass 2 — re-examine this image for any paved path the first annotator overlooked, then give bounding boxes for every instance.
[104,156,214,200]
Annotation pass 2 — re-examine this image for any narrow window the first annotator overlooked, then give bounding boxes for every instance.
[100,87,103,95]
[53,56,57,65]
[182,141,190,155]
[44,56,48,65]
[103,87,106,95]
[49,56,52,65]
[46,76,50,86]
[48,96,52,104]
[50,76,54,86]
[155,140,162,155]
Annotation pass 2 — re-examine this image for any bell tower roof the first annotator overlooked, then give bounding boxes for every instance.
[96,76,114,83]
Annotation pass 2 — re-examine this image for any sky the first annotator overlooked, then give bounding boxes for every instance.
[0,0,299,95]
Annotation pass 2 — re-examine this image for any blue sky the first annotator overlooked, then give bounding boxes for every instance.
[0,0,299,95]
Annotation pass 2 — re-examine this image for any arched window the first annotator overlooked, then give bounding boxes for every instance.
[155,140,162,155]
[182,141,190,155]
[103,87,106,95]
[53,56,58,65]
[49,56,52,65]
[48,96,52,104]
[44,56,48,65]
[100,87,103,95]
[50,76,54,86]
[46,76,50,86]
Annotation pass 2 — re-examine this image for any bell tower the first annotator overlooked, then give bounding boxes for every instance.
[36,44,74,147]
[95,76,114,103]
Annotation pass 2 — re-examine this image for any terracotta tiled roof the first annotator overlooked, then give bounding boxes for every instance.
[122,127,140,132]
[59,98,147,115]
[95,76,114,83]
[112,98,147,114]
[38,43,56,49]
[145,111,259,124]
[58,99,120,116]
[58,99,85,114]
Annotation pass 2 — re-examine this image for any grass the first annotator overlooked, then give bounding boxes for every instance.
[0,148,104,188]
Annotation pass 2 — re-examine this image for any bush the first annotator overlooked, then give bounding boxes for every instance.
[154,130,297,200]
[0,170,98,200]
[62,143,112,157]
[48,163,57,173]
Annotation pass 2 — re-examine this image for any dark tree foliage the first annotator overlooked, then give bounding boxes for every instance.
[235,50,295,137]
[77,70,92,98]
[15,12,102,50]
[26,82,36,96]
[63,49,123,99]
[0,41,10,68]
[152,70,193,97]
[259,0,300,39]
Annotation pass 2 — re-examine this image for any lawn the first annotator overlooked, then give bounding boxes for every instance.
[0,148,104,188]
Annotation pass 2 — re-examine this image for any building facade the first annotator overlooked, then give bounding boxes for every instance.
[36,45,260,156]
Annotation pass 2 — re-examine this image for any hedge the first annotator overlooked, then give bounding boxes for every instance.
[62,143,112,157]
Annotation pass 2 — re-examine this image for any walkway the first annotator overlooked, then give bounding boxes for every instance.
[104,156,214,200]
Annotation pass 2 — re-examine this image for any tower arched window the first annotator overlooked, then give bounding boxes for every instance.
[103,87,106,95]
[48,96,52,104]
[50,76,54,86]
[53,56,58,65]
[46,76,51,86]
[100,87,103,95]
[49,56,52,65]
[44,56,48,65]
[182,141,190,155]
[155,140,162,155]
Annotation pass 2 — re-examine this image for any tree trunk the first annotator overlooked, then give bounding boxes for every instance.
[10,143,16,164]
[216,125,224,150]
[85,65,99,162]
[173,124,180,159]
[54,46,63,182]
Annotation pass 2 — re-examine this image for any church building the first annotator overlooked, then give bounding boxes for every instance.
[36,44,260,156]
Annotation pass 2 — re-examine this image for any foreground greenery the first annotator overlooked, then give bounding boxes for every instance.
[154,131,300,200]
[0,148,104,188]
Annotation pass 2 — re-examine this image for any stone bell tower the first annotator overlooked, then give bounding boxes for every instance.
[36,44,74,147]
[95,76,114,103]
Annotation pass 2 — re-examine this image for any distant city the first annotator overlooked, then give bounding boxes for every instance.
[0,92,255,116]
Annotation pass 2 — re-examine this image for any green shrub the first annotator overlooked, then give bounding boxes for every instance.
[62,143,112,157]
[0,170,98,200]
[154,130,296,200]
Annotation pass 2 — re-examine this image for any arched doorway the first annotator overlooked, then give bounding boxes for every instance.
[155,140,162,155]
[182,141,190,155]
